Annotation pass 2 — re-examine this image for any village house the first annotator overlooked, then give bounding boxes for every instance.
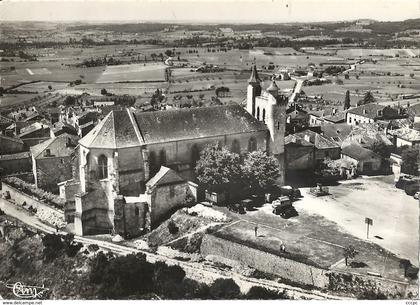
[285,129,341,172]
[60,65,288,236]
[286,103,309,133]
[346,104,406,126]
[0,152,31,176]
[309,108,346,126]
[388,127,420,147]
[341,144,382,174]
[0,134,25,155]
[30,135,78,193]
[18,122,51,148]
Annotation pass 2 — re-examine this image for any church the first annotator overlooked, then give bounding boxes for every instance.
[59,65,288,236]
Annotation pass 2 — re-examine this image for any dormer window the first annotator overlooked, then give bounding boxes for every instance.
[44,149,51,157]
[377,110,383,117]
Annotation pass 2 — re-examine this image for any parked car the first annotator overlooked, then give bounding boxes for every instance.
[405,182,419,196]
[272,196,292,215]
[228,203,246,214]
[279,206,298,219]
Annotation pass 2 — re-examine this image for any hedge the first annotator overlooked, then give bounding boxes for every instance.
[3,176,65,209]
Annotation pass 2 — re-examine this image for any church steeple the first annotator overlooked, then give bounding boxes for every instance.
[248,64,261,85]
[267,79,279,97]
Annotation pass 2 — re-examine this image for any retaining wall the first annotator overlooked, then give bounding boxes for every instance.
[1,182,64,222]
[200,233,330,288]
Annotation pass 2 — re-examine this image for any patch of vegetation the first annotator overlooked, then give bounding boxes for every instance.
[4,176,65,209]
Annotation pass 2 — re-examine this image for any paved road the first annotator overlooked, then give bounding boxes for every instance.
[0,197,346,300]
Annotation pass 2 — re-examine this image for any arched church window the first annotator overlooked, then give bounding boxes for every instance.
[256,107,260,120]
[231,139,241,154]
[191,144,200,169]
[262,109,266,123]
[248,137,257,152]
[97,155,108,179]
[159,149,167,166]
[135,207,139,216]
[277,121,281,130]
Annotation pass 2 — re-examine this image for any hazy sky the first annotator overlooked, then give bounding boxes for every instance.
[1,0,419,23]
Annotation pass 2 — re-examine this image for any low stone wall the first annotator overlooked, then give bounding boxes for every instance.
[200,233,330,289]
[1,182,64,226]
[201,233,418,299]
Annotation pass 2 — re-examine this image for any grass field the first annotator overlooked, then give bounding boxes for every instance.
[96,63,167,83]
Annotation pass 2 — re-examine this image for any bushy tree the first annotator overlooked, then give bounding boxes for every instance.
[246,286,288,299]
[209,278,241,299]
[343,90,351,110]
[343,245,358,266]
[401,146,420,176]
[195,144,241,187]
[91,252,155,298]
[370,140,391,159]
[242,151,279,190]
[361,91,375,105]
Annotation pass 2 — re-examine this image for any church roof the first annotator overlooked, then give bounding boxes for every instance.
[79,105,267,149]
[79,109,141,149]
[248,65,261,84]
[146,166,185,188]
[133,104,267,144]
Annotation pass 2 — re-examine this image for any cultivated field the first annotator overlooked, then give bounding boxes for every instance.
[96,63,167,83]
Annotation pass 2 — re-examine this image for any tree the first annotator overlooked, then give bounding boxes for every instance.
[370,140,390,159]
[64,96,76,106]
[343,90,351,110]
[209,278,241,299]
[399,259,412,277]
[48,85,52,90]
[343,245,358,266]
[195,143,241,187]
[246,286,288,299]
[242,151,279,190]
[164,49,173,57]
[401,146,420,176]
[101,88,108,95]
[362,91,375,105]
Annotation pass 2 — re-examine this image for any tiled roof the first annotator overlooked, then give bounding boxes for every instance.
[0,134,24,145]
[134,104,267,144]
[341,144,379,161]
[79,109,141,149]
[388,128,420,142]
[291,129,340,150]
[18,122,47,137]
[320,123,352,144]
[30,136,76,159]
[0,151,30,161]
[285,134,313,147]
[146,166,185,188]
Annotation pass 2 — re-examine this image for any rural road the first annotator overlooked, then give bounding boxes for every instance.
[0,197,346,300]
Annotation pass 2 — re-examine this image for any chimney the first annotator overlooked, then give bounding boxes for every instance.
[304,134,311,143]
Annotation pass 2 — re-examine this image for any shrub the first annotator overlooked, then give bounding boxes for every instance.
[246,286,288,299]
[167,220,179,234]
[209,278,241,299]
[4,177,64,209]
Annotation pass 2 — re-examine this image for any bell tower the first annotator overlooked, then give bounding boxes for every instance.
[247,64,262,117]
[265,79,287,185]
